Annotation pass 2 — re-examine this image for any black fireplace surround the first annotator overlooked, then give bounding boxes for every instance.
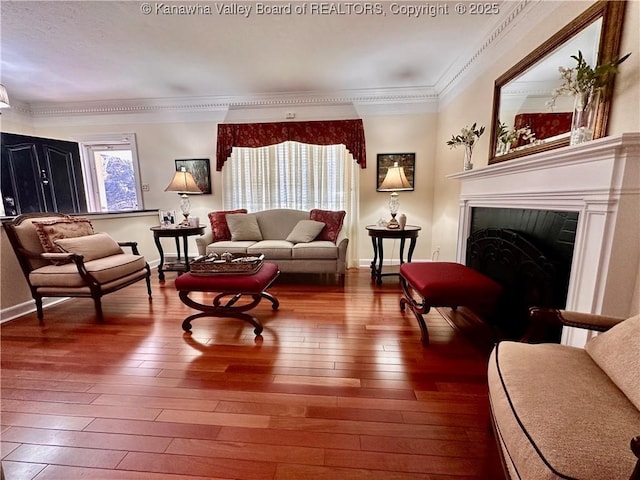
[465,208,578,341]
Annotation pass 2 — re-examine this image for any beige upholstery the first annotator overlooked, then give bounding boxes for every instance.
[196,209,348,276]
[488,310,640,480]
[4,213,152,322]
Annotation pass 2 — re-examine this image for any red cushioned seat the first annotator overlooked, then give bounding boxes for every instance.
[175,263,279,294]
[400,262,502,308]
[399,262,503,346]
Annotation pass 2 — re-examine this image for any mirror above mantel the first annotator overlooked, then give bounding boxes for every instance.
[488,1,627,165]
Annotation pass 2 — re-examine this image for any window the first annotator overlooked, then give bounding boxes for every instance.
[224,141,351,211]
[78,134,144,212]
[223,141,359,267]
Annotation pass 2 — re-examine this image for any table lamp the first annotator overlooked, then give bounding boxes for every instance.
[164,167,202,225]
[379,161,411,229]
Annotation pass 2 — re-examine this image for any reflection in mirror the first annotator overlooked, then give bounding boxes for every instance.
[489,1,626,165]
[496,19,602,156]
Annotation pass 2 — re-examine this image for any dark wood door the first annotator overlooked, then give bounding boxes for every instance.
[1,133,87,215]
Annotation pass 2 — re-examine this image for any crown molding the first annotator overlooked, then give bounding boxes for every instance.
[22,86,439,120]
[436,0,536,103]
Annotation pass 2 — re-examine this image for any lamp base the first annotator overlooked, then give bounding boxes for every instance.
[387,214,400,229]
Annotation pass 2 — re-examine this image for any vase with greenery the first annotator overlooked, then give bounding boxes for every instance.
[550,50,630,145]
[447,123,485,171]
[496,122,537,155]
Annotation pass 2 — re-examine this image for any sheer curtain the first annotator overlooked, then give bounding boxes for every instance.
[223,141,359,268]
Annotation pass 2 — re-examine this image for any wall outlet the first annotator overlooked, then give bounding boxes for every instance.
[142,184,150,191]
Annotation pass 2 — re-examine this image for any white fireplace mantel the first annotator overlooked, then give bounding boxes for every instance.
[449,133,640,347]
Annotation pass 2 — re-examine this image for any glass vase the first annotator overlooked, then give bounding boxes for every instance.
[463,145,473,171]
[570,88,599,146]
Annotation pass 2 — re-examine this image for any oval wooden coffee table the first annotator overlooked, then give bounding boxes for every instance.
[174,262,280,336]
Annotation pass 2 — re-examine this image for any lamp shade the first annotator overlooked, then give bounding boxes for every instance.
[0,84,10,109]
[164,168,202,194]
[379,162,411,191]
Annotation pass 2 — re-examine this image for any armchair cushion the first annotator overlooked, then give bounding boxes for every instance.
[585,314,640,410]
[226,213,263,241]
[310,209,345,243]
[54,233,124,262]
[286,220,325,244]
[208,209,247,241]
[30,254,147,288]
[32,216,94,253]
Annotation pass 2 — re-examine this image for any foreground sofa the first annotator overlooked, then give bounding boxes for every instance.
[195,208,348,277]
[488,308,640,480]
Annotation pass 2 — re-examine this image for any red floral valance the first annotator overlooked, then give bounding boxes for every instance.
[216,119,366,170]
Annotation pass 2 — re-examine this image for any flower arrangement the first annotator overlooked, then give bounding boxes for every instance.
[446,123,485,151]
[496,122,537,153]
[548,50,631,109]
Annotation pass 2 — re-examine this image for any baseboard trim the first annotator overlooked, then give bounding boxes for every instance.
[0,297,68,324]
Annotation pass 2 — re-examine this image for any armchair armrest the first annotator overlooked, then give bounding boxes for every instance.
[118,241,140,255]
[522,307,626,343]
[40,252,79,262]
[631,436,640,480]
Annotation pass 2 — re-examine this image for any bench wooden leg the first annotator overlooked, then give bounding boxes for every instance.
[178,290,279,336]
[400,275,431,346]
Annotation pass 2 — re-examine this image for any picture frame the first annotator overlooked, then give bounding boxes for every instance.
[175,158,211,194]
[376,153,415,191]
[158,209,177,226]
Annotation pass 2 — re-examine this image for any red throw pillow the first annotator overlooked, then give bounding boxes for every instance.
[309,209,346,243]
[208,209,247,241]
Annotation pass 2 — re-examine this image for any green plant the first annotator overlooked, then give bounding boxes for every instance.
[549,50,631,108]
[446,123,485,150]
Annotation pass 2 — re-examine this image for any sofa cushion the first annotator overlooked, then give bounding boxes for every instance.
[247,240,292,259]
[286,220,326,244]
[30,254,147,288]
[206,241,255,255]
[208,209,247,241]
[310,209,346,243]
[33,216,95,254]
[292,241,338,259]
[256,209,309,240]
[55,233,124,262]
[226,213,263,241]
[488,341,640,480]
[585,314,640,410]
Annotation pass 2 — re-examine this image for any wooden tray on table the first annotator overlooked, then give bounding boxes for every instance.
[189,253,264,275]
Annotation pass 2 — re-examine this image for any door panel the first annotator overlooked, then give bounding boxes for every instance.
[1,142,47,215]
[1,133,87,215]
[43,144,87,213]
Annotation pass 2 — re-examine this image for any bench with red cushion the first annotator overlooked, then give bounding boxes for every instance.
[174,262,280,335]
[399,262,503,346]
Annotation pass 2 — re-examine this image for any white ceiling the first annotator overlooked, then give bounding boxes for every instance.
[1,1,511,108]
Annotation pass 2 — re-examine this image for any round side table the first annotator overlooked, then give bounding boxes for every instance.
[151,225,205,281]
[366,225,421,285]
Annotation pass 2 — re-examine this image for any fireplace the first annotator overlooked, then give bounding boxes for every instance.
[449,133,640,347]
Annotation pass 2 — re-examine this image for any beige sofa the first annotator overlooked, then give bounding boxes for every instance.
[195,208,348,277]
[488,309,640,480]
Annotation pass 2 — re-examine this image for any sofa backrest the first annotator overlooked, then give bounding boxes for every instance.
[255,209,310,240]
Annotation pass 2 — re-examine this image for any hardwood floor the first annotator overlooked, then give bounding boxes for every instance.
[1,268,506,480]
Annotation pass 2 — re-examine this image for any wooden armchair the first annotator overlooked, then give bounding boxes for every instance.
[4,212,152,322]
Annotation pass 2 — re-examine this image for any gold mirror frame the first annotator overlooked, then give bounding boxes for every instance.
[488,1,626,165]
